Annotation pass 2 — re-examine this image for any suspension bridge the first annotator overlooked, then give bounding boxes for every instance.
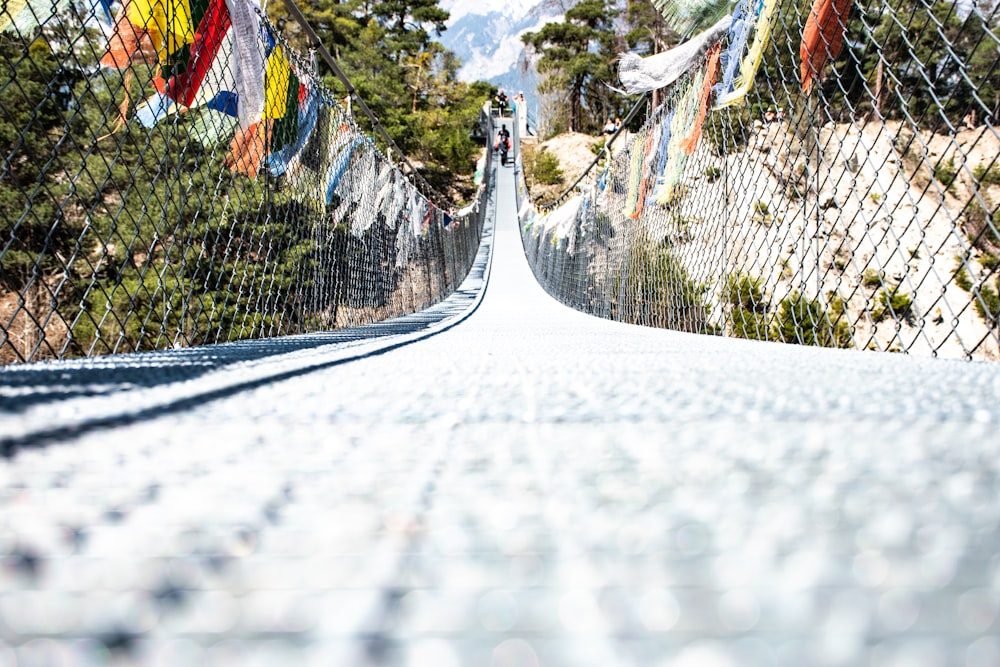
[3,0,1000,663]
[2,136,1000,666]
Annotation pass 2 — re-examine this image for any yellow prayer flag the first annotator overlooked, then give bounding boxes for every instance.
[263,45,290,121]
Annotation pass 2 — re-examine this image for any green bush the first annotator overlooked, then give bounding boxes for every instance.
[532,149,564,185]
[972,163,1000,186]
[731,308,771,340]
[934,156,958,188]
[953,259,1000,325]
[974,279,1000,325]
[966,200,1000,250]
[725,273,769,340]
[954,261,975,291]
[872,285,913,322]
[862,268,885,288]
[771,292,852,348]
[725,273,766,311]
[616,236,708,332]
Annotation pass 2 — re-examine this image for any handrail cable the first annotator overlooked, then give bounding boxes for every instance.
[537,92,649,211]
[278,0,450,208]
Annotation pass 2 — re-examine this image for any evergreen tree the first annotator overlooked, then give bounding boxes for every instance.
[271,0,486,192]
[523,0,620,133]
[623,0,680,109]
[817,0,1000,125]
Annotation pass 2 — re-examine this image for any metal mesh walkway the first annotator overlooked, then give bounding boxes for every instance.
[2,160,1000,666]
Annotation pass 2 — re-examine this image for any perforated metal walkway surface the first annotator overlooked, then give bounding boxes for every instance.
[2,162,1000,667]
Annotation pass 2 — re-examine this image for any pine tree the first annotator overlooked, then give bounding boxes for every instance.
[523,0,619,134]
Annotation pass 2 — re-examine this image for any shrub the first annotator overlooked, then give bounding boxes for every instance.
[725,273,766,311]
[771,292,852,348]
[731,308,771,340]
[862,269,885,288]
[954,260,974,291]
[954,259,1000,325]
[974,279,1000,325]
[972,163,1000,186]
[872,286,913,322]
[753,200,772,225]
[616,236,708,332]
[966,200,1000,250]
[725,273,769,340]
[703,166,722,181]
[532,149,564,185]
[934,156,958,189]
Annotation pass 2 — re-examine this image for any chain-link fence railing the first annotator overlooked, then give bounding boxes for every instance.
[520,0,1000,360]
[0,0,491,364]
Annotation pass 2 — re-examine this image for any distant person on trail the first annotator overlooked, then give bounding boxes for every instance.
[495,89,508,117]
[495,124,511,149]
[513,91,529,133]
[495,124,512,165]
[601,118,616,135]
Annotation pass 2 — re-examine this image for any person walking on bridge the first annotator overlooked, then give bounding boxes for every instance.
[495,89,509,117]
[494,124,512,166]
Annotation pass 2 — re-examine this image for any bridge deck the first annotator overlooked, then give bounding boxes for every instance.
[2,159,1000,666]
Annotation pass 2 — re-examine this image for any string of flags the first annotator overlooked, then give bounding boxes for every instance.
[598,0,854,228]
[526,0,857,245]
[618,0,853,102]
[0,0,484,284]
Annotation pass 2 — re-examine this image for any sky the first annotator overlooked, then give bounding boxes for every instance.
[439,0,540,25]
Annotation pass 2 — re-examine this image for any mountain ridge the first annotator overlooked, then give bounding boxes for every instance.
[438,0,580,102]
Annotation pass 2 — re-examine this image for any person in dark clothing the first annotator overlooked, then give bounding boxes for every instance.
[495,124,512,165]
[495,89,508,117]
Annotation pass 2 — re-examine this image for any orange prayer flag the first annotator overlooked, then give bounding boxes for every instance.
[99,1,158,68]
[800,0,852,92]
[680,43,722,156]
[225,120,274,178]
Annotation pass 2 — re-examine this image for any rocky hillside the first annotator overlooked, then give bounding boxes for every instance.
[682,120,1000,359]
[522,122,1000,360]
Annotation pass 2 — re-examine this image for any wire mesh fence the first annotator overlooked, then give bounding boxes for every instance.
[0,0,490,364]
[519,0,1000,361]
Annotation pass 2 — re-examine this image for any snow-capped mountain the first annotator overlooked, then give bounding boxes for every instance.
[439,0,540,26]
[437,0,577,100]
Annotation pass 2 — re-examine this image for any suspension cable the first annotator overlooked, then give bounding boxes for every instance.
[537,93,649,211]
